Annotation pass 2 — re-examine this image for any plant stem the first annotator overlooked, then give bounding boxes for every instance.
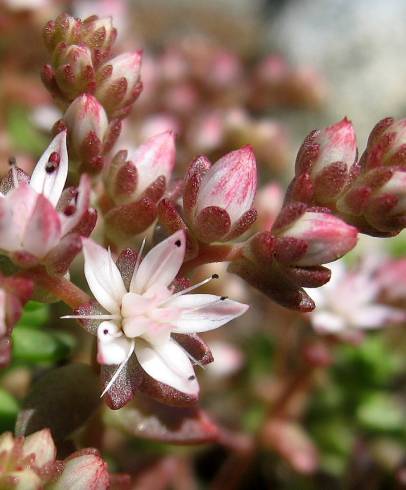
[19,267,90,309]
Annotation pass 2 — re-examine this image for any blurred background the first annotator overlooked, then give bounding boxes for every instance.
[1,0,406,488]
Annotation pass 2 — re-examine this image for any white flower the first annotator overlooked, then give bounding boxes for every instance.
[66,230,249,397]
[306,260,405,337]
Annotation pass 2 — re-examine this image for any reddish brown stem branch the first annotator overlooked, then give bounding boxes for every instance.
[180,243,243,275]
[19,267,90,309]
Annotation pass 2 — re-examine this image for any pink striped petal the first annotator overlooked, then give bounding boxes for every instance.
[22,194,62,258]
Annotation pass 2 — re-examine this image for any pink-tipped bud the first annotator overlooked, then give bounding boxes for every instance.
[364,170,406,233]
[185,146,257,242]
[52,44,95,100]
[43,13,82,52]
[106,131,176,205]
[361,117,406,170]
[277,211,358,266]
[96,51,143,118]
[296,118,357,203]
[81,15,117,59]
[63,94,108,170]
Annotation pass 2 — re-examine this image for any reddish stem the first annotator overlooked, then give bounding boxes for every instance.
[180,243,243,275]
[19,267,90,309]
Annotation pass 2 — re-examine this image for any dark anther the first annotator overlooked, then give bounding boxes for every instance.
[175,239,181,247]
[188,375,196,380]
[220,296,228,301]
[103,329,109,335]
[212,274,219,279]
[63,204,76,216]
[45,152,60,173]
[8,156,16,166]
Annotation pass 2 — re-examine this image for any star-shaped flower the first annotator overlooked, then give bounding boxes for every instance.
[67,230,248,408]
[0,132,95,271]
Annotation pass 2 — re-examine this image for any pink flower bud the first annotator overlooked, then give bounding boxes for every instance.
[185,146,257,242]
[43,13,81,52]
[361,117,406,170]
[63,94,108,168]
[296,118,357,202]
[81,15,117,58]
[278,211,358,266]
[107,131,175,205]
[364,170,406,233]
[96,50,143,118]
[52,44,95,100]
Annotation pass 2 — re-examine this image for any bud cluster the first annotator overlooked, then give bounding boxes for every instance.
[42,13,142,175]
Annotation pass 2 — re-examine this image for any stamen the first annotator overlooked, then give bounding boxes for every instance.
[100,340,135,398]
[61,314,120,320]
[159,274,220,306]
[45,152,60,174]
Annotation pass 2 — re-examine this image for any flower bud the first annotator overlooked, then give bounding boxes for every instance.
[364,170,406,233]
[63,94,108,171]
[106,131,176,205]
[43,13,82,52]
[184,146,257,242]
[276,211,358,266]
[81,15,117,61]
[296,118,357,203]
[361,117,406,170]
[96,51,143,118]
[52,44,95,100]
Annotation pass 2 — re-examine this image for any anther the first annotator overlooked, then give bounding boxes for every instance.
[220,296,227,301]
[8,156,16,166]
[175,239,182,247]
[212,274,219,279]
[63,204,76,216]
[188,375,196,381]
[45,152,60,173]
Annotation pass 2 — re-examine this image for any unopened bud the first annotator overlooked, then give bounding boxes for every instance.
[43,13,81,52]
[81,15,117,62]
[63,94,108,171]
[106,131,175,204]
[52,44,95,100]
[96,51,143,118]
[184,146,257,242]
[296,118,357,203]
[361,117,406,170]
[277,211,358,266]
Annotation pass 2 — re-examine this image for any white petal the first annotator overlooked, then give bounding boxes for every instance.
[0,195,21,252]
[131,230,185,294]
[82,239,127,314]
[168,294,249,333]
[30,131,68,207]
[350,305,406,329]
[98,337,133,366]
[60,174,91,236]
[6,183,38,249]
[135,339,199,396]
[311,311,346,333]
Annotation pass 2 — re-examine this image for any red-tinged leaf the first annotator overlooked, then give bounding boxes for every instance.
[274,237,308,264]
[283,265,331,288]
[105,394,219,445]
[271,202,307,233]
[16,364,101,444]
[195,206,231,243]
[314,161,348,202]
[228,258,315,312]
[226,208,257,240]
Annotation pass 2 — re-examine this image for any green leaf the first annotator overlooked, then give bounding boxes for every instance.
[12,326,72,363]
[0,388,19,432]
[357,394,404,433]
[16,301,49,329]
